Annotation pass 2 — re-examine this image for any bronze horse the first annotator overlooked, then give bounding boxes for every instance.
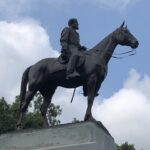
[17,22,139,128]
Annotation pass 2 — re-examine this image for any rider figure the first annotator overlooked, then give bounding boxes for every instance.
[60,18,86,79]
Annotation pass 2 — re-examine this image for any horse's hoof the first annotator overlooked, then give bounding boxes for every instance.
[84,114,91,121]
[16,124,22,131]
[42,123,49,128]
[89,116,97,122]
[84,115,96,122]
[95,93,99,97]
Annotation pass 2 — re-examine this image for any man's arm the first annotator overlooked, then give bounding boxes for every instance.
[60,27,70,50]
[78,33,87,51]
[79,46,87,51]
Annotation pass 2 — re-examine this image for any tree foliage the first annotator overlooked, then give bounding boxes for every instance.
[0,97,15,134]
[72,117,80,123]
[0,93,62,134]
[23,93,62,128]
[117,142,136,150]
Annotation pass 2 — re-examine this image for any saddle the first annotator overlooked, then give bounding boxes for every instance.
[57,52,86,69]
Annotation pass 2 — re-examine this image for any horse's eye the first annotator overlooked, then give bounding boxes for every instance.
[125,29,129,32]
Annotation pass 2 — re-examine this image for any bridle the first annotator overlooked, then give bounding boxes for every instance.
[112,49,136,59]
[111,29,137,59]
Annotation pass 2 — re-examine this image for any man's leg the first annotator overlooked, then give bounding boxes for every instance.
[66,54,80,79]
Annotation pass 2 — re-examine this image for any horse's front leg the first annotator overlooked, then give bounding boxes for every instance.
[84,74,97,121]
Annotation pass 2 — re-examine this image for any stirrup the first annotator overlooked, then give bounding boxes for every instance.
[66,71,80,79]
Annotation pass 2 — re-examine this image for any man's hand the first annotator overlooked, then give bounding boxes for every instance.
[61,49,67,54]
[80,46,87,51]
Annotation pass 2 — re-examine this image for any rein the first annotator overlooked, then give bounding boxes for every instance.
[112,49,136,59]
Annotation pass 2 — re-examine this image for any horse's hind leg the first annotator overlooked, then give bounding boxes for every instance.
[40,86,57,128]
[16,90,36,129]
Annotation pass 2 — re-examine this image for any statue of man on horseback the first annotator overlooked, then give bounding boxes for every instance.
[16,21,139,129]
[60,18,86,79]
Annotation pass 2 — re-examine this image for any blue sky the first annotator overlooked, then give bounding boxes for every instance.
[3,0,147,98]
[0,0,150,149]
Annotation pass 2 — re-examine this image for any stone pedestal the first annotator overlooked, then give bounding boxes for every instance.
[0,121,117,150]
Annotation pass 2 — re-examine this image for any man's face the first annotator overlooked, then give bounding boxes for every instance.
[72,21,79,30]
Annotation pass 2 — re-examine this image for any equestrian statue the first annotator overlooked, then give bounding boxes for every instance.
[16,19,139,128]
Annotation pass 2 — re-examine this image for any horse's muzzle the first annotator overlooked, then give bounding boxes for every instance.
[131,40,139,49]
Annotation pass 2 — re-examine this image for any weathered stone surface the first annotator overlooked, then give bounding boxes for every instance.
[0,121,117,150]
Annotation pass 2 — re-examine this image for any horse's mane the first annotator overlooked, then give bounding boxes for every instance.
[88,31,115,54]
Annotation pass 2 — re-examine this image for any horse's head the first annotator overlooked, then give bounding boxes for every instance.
[114,21,139,49]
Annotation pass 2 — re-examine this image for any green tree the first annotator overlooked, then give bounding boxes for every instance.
[117,142,136,150]
[0,97,15,134]
[47,103,62,126]
[0,93,62,134]
[72,118,80,123]
[33,93,62,126]
[22,93,62,128]
[10,96,21,123]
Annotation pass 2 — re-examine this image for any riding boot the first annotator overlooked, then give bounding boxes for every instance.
[66,55,80,79]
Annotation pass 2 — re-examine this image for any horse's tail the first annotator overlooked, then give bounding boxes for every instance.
[19,66,31,106]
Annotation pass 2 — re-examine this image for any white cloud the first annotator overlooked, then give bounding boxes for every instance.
[93,70,150,150]
[124,69,150,98]
[52,87,87,123]
[0,19,59,101]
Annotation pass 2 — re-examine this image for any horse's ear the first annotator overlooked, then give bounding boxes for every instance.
[120,21,125,28]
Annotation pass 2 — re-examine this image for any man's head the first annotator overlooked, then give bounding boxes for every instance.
[68,18,79,30]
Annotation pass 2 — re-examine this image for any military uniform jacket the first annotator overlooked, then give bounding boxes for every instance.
[60,27,81,51]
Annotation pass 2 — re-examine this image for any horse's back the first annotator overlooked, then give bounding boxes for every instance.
[29,58,66,77]
[34,58,57,66]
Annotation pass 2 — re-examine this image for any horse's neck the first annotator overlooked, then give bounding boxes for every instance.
[90,33,117,65]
